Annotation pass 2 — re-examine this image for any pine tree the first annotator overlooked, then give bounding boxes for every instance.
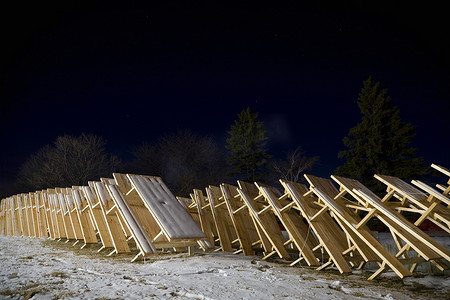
[336,77,428,193]
[226,107,271,182]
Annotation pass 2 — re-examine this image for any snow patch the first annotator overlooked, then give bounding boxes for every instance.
[0,236,447,299]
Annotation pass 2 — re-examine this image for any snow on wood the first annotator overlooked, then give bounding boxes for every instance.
[0,166,449,286]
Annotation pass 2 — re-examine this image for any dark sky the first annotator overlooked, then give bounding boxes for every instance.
[1,1,449,197]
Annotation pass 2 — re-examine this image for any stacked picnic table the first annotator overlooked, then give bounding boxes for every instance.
[1,164,449,280]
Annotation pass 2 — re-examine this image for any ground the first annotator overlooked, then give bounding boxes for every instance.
[0,235,449,300]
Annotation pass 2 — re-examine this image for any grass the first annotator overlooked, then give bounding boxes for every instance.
[42,238,194,265]
[50,271,69,278]
[0,288,16,297]
[351,292,367,298]
[1,283,51,300]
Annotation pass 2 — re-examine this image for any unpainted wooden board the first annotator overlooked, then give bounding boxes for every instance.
[94,181,130,254]
[193,189,216,248]
[235,182,272,254]
[353,188,450,263]
[0,199,5,236]
[303,175,382,261]
[46,192,60,239]
[412,180,450,207]
[206,185,236,252]
[48,191,66,239]
[113,173,200,254]
[107,183,156,257]
[41,191,56,239]
[21,194,32,237]
[332,175,449,273]
[13,196,22,237]
[35,192,48,238]
[257,182,320,267]
[237,181,290,260]
[8,197,18,236]
[29,193,40,238]
[282,179,354,273]
[64,190,84,241]
[220,183,261,256]
[82,186,114,248]
[72,189,98,244]
[375,174,450,233]
[128,175,206,240]
[313,185,412,279]
[56,191,75,240]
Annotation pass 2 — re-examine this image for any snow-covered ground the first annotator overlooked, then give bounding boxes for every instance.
[0,235,449,300]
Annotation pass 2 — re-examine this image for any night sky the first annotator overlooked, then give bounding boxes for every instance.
[1,2,449,197]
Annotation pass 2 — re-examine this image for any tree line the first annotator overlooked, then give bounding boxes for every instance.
[12,77,428,197]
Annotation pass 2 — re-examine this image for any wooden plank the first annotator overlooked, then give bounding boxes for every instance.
[206,185,235,252]
[0,199,5,236]
[412,180,450,206]
[375,174,450,233]
[302,176,363,257]
[100,178,132,239]
[19,195,29,237]
[176,196,192,210]
[9,197,16,236]
[35,191,48,238]
[113,174,162,242]
[82,186,114,249]
[354,189,450,262]
[72,188,98,244]
[237,181,281,255]
[45,191,59,239]
[30,193,40,238]
[107,184,157,258]
[10,197,19,236]
[432,164,450,178]
[0,199,4,236]
[48,190,66,239]
[13,196,22,237]
[257,183,320,267]
[237,181,290,260]
[93,181,130,254]
[193,189,216,248]
[112,173,134,194]
[375,175,428,203]
[114,173,202,255]
[313,186,412,279]
[128,175,206,240]
[220,183,260,256]
[282,179,353,273]
[22,194,32,237]
[332,175,449,273]
[64,189,84,241]
[6,198,12,236]
[3,199,9,236]
[56,190,75,240]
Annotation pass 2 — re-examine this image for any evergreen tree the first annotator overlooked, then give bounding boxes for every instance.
[336,77,428,193]
[226,107,271,182]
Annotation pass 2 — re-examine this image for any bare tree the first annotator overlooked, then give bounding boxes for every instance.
[130,143,162,176]
[271,146,319,182]
[17,134,121,191]
[130,130,230,196]
[17,145,57,190]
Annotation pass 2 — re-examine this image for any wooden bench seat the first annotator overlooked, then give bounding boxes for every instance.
[237,180,291,261]
[375,174,450,233]
[332,175,449,275]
